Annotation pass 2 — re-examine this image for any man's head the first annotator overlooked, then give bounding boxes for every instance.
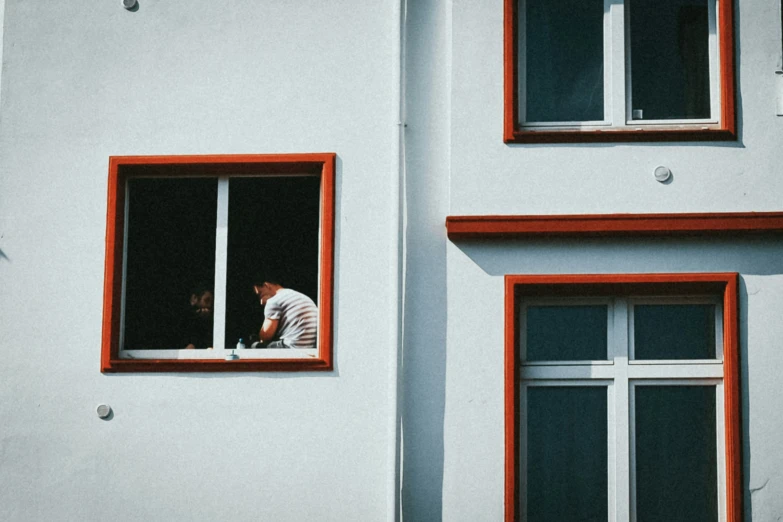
[251,270,285,305]
[253,281,282,306]
[189,285,214,317]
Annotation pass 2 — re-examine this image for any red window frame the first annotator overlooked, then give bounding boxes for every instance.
[101,154,335,373]
[503,0,737,143]
[504,273,742,521]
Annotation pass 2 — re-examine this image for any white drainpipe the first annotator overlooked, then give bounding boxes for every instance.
[388,0,407,520]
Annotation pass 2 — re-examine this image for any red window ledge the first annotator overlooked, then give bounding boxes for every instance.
[447,212,783,240]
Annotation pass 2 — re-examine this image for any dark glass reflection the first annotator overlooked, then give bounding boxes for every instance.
[224,176,320,348]
[526,305,608,361]
[123,178,217,349]
[634,304,715,360]
[526,386,608,522]
[523,0,605,122]
[630,0,711,120]
[635,386,717,522]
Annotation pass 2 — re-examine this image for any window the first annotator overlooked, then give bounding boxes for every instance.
[503,0,736,142]
[505,274,741,522]
[101,154,335,372]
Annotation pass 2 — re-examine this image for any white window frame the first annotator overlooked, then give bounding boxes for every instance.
[628,379,726,522]
[519,380,615,521]
[518,296,727,521]
[118,174,321,362]
[628,295,723,363]
[519,297,614,365]
[517,0,722,131]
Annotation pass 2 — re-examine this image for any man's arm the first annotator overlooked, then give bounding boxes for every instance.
[258,318,279,343]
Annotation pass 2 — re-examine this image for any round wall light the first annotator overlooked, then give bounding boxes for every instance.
[96,404,113,419]
[653,166,672,183]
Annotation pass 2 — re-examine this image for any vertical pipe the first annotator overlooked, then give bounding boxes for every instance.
[388,0,406,520]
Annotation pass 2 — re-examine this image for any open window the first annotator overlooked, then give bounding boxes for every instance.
[504,273,741,521]
[101,154,335,372]
[504,0,737,142]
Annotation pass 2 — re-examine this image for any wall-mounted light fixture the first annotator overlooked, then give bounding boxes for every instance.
[96,404,113,419]
[653,166,672,183]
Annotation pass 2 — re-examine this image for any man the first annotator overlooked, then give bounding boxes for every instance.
[253,276,318,348]
[180,284,214,349]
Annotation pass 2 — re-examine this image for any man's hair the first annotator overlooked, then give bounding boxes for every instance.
[190,282,213,298]
[251,268,285,287]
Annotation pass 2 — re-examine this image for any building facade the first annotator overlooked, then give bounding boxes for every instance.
[1,0,782,520]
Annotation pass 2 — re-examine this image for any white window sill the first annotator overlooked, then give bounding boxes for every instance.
[120,348,318,360]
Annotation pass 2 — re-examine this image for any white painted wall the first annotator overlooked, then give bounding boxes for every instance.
[449,0,783,216]
[0,1,398,520]
[401,0,783,520]
[2,0,783,520]
[439,239,783,521]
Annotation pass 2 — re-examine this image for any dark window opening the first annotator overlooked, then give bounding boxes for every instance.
[525,304,608,361]
[524,0,605,123]
[121,176,321,351]
[630,0,711,120]
[225,176,321,349]
[123,178,217,350]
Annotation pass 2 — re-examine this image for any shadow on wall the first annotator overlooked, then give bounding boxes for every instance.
[401,234,448,521]
[739,274,783,521]
[400,0,450,519]
[453,236,783,278]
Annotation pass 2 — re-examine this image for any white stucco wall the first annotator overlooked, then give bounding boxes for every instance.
[2,0,782,520]
[432,1,783,520]
[402,0,783,520]
[449,1,783,216]
[0,1,397,520]
[439,239,783,521]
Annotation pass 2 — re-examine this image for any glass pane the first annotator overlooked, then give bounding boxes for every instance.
[225,176,321,349]
[526,387,608,522]
[123,178,217,349]
[630,0,711,120]
[634,304,716,360]
[522,0,605,122]
[525,305,608,361]
[635,386,717,522]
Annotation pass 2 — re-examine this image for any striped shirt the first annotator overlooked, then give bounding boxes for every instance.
[264,288,318,348]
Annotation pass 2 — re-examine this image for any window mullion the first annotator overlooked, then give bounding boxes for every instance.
[610,0,628,126]
[518,383,528,519]
[613,298,631,522]
[708,0,720,121]
[716,382,727,522]
[118,178,130,352]
[603,0,615,124]
[212,176,230,352]
[607,381,617,522]
[518,0,527,124]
